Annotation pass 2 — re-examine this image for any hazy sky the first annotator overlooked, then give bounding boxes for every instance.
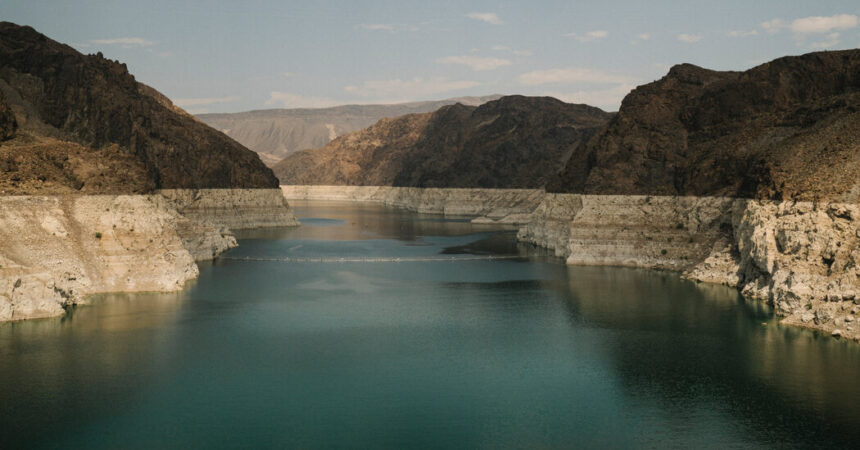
[2,1,858,113]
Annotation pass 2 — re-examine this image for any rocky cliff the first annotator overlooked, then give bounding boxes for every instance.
[0,195,220,320]
[0,21,278,191]
[523,50,860,341]
[0,23,298,322]
[274,96,612,188]
[198,95,503,166]
[548,50,860,202]
[519,194,859,341]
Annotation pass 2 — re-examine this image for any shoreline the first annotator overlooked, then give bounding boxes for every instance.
[283,185,860,342]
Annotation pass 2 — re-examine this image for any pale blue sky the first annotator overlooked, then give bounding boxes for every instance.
[2,1,858,113]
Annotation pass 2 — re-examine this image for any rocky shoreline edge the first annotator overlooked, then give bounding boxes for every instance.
[283,185,860,342]
[0,189,298,321]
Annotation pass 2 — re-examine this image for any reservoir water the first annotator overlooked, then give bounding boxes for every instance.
[2,200,859,448]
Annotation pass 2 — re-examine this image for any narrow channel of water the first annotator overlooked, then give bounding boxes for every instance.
[1,200,858,448]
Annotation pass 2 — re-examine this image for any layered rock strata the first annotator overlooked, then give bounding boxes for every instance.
[159,189,300,230]
[281,185,543,224]
[519,194,860,341]
[0,195,220,320]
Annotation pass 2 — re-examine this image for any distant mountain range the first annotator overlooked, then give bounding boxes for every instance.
[274,96,612,188]
[197,95,503,166]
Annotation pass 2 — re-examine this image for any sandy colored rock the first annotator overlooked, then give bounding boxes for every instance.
[160,188,300,229]
[0,195,200,320]
[520,193,860,341]
[281,185,543,224]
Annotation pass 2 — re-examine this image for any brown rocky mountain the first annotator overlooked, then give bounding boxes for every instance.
[547,49,860,202]
[274,96,612,188]
[198,95,503,166]
[0,22,278,194]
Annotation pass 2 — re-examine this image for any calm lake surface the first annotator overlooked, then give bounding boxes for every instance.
[2,200,859,449]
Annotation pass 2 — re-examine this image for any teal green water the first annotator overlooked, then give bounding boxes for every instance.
[2,200,859,449]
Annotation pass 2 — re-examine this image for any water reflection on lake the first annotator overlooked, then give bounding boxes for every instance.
[0,200,858,449]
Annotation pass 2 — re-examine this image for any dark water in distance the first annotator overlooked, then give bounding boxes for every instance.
[2,200,859,449]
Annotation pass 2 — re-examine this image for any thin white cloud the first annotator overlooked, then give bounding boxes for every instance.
[436,55,512,71]
[265,92,340,108]
[761,14,858,34]
[728,29,758,37]
[343,77,481,102]
[677,33,702,43]
[808,32,841,49]
[760,19,786,34]
[356,23,419,32]
[566,30,609,42]
[542,84,636,111]
[173,96,240,107]
[90,37,154,47]
[630,33,650,45]
[518,67,636,86]
[466,12,503,25]
[491,46,533,56]
[791,14,857,33]
[357,23,394,31]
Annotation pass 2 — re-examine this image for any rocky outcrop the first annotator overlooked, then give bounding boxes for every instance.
[198,95,503,166]
[519,194,735,267]
[274,96,611,188]
[281,185,543,224]
[0,21,279,191]
[520,194,860,341]
[0,195,230,321]
[548,50,860,202]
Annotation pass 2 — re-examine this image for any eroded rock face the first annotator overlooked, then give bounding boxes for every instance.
[729,201,859,338]
[274,96,612,189]
[520,194,860,341]
[0,21,278,192]
[0,195,204,320]
[548,50,860,202]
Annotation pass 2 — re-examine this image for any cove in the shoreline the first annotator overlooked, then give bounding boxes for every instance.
[1,200,859,448]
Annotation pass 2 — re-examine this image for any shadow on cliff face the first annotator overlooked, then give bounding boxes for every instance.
[552,265,860,446]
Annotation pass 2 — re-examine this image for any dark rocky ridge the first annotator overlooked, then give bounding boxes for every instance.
[274,96,612,188]
[0,22,278,193]
[547,50,860,202]
[0,91,16,141]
